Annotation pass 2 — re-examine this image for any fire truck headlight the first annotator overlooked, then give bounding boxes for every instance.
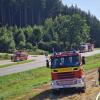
[77,79,82,83]
[51,82,54,85]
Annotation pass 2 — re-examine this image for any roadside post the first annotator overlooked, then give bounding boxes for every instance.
[98,67,100,85]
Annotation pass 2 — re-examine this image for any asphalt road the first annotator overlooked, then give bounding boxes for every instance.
[81,50,100,57]
[0,50,100,76]
[0,60,14,65]
[0,55,46,76]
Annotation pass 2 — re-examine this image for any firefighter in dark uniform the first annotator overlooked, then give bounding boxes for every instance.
[98,67,100,85]
[44,52,50,68]
[46,59,49,68]
[82,56,85,65]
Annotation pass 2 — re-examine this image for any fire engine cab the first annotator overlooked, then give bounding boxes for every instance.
[49,51,86,93]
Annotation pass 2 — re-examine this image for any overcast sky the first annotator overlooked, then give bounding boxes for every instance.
[62,0,100,20]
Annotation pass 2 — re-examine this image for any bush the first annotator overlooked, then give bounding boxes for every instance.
[28,49,45,55]
[38,41,64,52]
[25,42,34,50]
[0,53,11,60]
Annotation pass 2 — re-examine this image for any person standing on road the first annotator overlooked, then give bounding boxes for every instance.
[44,52,49,67]
[46,59,49,67]
[82,56,86,65]
[98,67,100,85]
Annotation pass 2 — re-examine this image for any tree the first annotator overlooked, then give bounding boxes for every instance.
[24,26,33,43]
[32,26,43,46]
[43,18,54,42]
[0,27,15,52]
[25,42,33,50]
[16,29,26,49]
[67,14,90,49]
[53,15,71,50]
[44,14,90,51]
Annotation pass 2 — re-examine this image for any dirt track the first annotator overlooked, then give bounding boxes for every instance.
[22,68,100,100]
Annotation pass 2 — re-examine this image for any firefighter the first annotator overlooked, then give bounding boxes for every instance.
[82,56,86,65]
[46,59,49,68]
[44,52,49,67]
[98,67,100,85]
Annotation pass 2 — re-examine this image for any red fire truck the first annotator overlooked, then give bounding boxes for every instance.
[79,43,94,53]
[11,50,28,62]
[49,51,86,93]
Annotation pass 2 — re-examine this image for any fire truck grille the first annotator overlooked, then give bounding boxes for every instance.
[57,72,75,79]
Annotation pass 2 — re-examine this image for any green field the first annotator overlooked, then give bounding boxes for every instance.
[0,53,100,100]
[0,67,51,100]
[85,53,100,70]
[0,53,11,60]
[94,48,100,50]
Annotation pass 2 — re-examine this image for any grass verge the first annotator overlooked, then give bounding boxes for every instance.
[0,53,11,60]
[84,53,100,70]
[0,67,51,100]
[0,60,34,68]
[94,48,100,50]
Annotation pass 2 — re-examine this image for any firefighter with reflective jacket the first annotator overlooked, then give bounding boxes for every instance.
[98,67,100,85]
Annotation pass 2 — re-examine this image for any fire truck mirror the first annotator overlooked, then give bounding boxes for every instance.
[82,56,85,65]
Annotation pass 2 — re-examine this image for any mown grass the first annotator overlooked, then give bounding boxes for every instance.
[84,53,100,70]
[0,60,34,68]
[0,53,100,100]
[94,48,100,50]
[0,67,51,100]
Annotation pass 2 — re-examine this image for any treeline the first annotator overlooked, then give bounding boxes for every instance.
[0,0,63,26]
[0,0,100,52]
[0,14,90,52]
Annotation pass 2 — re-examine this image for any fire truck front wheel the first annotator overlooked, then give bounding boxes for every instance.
[52,89,60,95]
[79,87,86,93]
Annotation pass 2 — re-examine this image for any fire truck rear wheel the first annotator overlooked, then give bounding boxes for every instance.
[81,88,85,93]
[52,89,60,95]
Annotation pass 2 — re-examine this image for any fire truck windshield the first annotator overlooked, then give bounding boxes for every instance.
[51,56,80,68]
